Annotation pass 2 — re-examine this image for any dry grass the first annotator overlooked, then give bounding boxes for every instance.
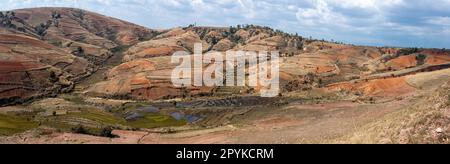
[330,81,450,144]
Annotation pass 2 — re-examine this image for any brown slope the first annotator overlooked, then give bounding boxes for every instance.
[13,7,156,46]
[0,31,91,105]
[86,25,306,100]
[0,7,157,105]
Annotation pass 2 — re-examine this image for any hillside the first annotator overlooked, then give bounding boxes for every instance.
[0,7,450,144]
[333,81,450,144]
[0,7,156,105]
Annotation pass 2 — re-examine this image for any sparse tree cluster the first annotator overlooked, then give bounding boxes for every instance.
[35,22,51,36]
[184,24,306,54]
[104,27,117,41]
[398,47,420,56]
[416,53,427,65]
[0,11,16,28]
[72,46,85,56]
[34,11,63,37]
[72,9,85,20]
[51,11,62,27]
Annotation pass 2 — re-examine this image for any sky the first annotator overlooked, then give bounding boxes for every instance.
[1,0,450,48]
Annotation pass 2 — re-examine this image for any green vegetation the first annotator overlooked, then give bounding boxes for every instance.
[0,11,16,28]
[34,102,186,135]
[72,9,85,20]
[398,48,419,56]
[117,103,186,129]
[100,126,118,138]
[0,114,38,136]
[39,109,125,137]
[35,22,51,36]
[111,45,131,53]
[68,110,126,125]
[59,94,86,104]
[127,114,186,129]
[416,54,427,65]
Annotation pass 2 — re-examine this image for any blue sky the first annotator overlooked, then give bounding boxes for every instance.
[2,0,450,48]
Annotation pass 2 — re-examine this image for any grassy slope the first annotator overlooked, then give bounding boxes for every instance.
[331,81,450,144]
[127,115,186,129]
[0,114,38,136]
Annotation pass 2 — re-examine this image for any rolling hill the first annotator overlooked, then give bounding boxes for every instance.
[0,7,449,144]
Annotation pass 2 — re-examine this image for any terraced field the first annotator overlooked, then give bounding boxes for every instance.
[1,7,450,144]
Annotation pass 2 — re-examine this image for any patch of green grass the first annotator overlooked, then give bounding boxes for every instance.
[68,109,126,125]
[59,94,86,104]
[0,114,38,136]
[40,110,125,136]
[127,114,186,129]
[118,102,152,113]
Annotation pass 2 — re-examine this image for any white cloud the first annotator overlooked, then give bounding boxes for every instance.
[1,0,450,48]
[295,0,347,27]
[426,16,450,26]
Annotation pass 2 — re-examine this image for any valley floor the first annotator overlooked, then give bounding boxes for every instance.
[0,93,436,144]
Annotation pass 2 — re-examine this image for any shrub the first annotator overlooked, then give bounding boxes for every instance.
[71,126,89,135]
[100,127,118,138]
[35,23,48,36]
[416,54,427,65]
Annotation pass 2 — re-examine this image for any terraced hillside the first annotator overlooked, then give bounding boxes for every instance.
[0,8,156,105]
[1,7,450,144]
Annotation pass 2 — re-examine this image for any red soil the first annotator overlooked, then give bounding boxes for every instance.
[0,45,11,53]
[316,66,336,74]
[0,34,53,49]
[388,55,417,69]
[328,77,416,97]
[426,54,450,65]
[137,46,183,57]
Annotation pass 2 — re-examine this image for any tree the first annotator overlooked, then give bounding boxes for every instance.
[17,27,25,32]
[71,126,89,135]
[72,47,84,56]
[73,9,85,20]
[100,127,118,138]
[211,37,219,45]
[35,23,48,36]
[416,54,427,65]
[180,84,189,99]
[50,71,58,82]
[51,11,62,27]
[51,11,62,19]
[229,26,237,34]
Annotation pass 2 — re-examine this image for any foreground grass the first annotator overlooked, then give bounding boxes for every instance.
[39,108,186,135]
[0,114,38,136]
[330,83,450,144]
